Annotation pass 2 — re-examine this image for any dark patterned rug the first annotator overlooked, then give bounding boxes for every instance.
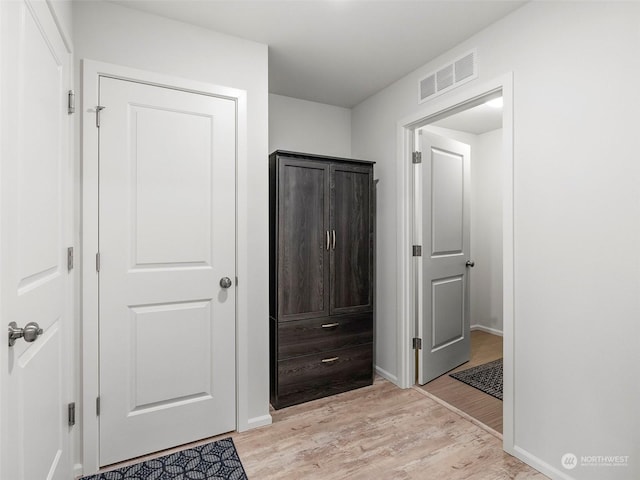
[450,358,503,400]
[81,438,248,480]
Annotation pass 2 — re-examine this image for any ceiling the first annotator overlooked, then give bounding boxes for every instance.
[110,0,526,108]
[431,99,503,135]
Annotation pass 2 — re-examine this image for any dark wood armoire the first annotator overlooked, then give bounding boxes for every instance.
[269,150,375,409]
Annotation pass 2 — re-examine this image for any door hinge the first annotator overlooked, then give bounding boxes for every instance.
[235,276,238,286]
[412,151,422,164]
[412,245,422,257]
[67,246,74,271]
[95,252,101,272]
[96,105,106,128]
[67,90,75,114]
[96,397,101,416]
[412,337,422,350]
[68,402,76,426]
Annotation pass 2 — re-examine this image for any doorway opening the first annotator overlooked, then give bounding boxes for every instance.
[414,92,504,434]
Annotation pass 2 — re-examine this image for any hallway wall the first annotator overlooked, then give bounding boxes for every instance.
[352,2,640,478]
[269,94,351,157]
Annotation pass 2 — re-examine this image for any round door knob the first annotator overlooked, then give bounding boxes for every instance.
[466,260,475,267]
[8,321,43,347]
[219,277,233,289]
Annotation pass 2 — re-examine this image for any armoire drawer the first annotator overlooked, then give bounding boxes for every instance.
[276,343,373,408]
[278,313,373,358]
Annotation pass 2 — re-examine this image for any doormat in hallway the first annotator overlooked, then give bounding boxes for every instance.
[450,358,503,400]
[81,438,248,480]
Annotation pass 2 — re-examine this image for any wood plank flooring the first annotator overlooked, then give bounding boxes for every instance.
[420,330,504,433]
[96,374,545,479]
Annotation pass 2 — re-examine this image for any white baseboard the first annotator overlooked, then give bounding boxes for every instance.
[512,445,576,480]
[471,324,503,337]
[246,414,272,430]
[375,365,398,385]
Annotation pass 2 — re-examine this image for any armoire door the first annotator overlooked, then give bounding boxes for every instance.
[330,163,374,315]
[277,159,331,321]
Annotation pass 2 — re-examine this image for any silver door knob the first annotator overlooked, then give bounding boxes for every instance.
[466,260,475,267]
[8,321,43,347]
[219,277,233,289]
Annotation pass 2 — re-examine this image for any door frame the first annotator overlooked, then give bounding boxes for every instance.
[395,73,515,453]
[81,60,248,473]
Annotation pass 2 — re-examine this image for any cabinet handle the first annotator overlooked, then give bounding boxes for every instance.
[321,322,340,329]
[332,230,336,250]
[326,230,330,251]
[321,356,339,363]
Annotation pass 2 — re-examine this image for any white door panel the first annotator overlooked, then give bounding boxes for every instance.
[431,148,464,255]
[418,131,471,384]
[1,1,71,479]
[432,276,464,349]
[98,77,237,465]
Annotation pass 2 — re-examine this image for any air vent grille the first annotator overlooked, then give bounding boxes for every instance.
[418,49,477,104]
[436,65,454,91]
[455,52,475,82]
[419,75,436,101]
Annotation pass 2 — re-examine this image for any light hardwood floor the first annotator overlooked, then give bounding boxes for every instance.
[420,330,503,433]
[98,373,545,479]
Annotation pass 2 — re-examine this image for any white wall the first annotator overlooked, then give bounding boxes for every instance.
[471,128,502,333]
[352,2,639,479]
[269,94,351,157]
[72,0,269,471]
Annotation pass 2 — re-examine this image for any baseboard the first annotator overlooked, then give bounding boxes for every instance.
[471,324,503,337]
[246,414,272,430]
[512,445,576,480]
[375,365,398,385]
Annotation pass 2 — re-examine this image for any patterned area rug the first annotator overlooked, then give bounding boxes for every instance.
[81,438,248,480]
[450,358,503,400]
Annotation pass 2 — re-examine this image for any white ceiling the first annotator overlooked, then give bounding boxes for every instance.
[109,0,526,108]
[431,100,503,135]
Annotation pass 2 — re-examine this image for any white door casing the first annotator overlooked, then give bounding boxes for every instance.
[0,1,72,479]
[417,131,471,384]
[397,78,513,451]
[97,76,238,465]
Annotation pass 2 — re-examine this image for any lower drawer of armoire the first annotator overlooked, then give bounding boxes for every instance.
[274,343,373,409]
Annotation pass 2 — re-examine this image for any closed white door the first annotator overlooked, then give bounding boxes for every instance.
[98,77,237,465]
[0,1,72,479]
[417,131,471,384]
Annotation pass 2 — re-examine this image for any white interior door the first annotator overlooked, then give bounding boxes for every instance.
[417,130,471,384]
[98,77,237,465]
[0,1,72,479]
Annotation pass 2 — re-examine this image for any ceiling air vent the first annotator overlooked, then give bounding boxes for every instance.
[418,49,477,104]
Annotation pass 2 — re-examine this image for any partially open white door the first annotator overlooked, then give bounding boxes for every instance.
[417,131,471,384]
[97,76,237,465]
[0,1,72,479]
